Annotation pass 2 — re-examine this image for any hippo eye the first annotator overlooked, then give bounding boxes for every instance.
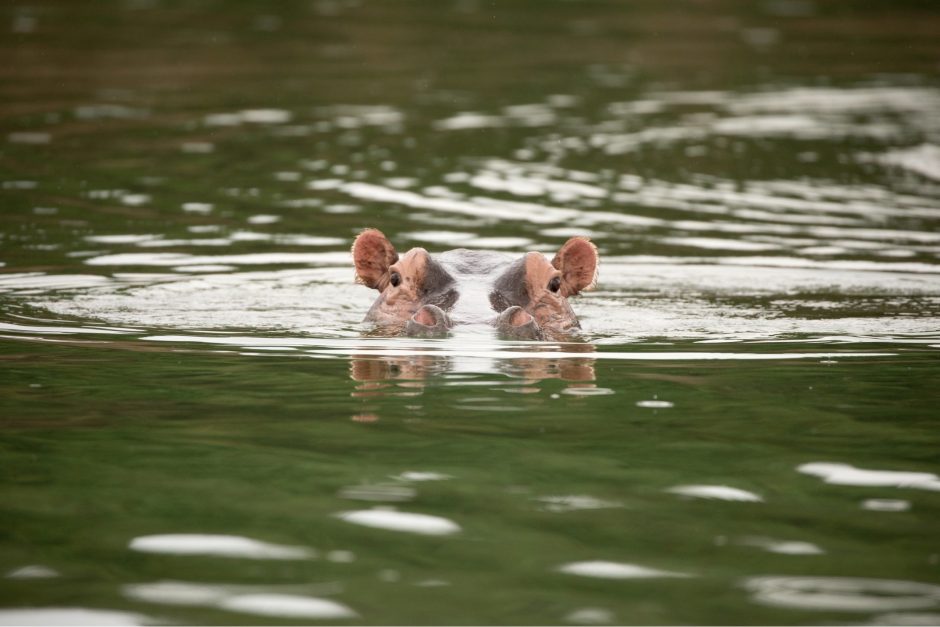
[389,271,401,288]
[548,276,561,293]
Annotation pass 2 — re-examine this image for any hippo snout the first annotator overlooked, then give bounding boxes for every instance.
[496,306,543,340]
[405,304,452,337]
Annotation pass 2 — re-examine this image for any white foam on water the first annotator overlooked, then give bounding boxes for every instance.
[711,114,838,139]
[870,612,940,626]
[174,264,236,273]
[434,112,506,130]
[636,399,674,408]
[557,560,690,579]
[565,607,616,624]
[128,533,315,559]
[0,321,129,336]
[122,581,355,619]
[392,471,453,482]
[0,608,152,626]
[465,236,534,249]
[120,193,150,206]
[326,550,356,563]
[240,108,292,124]
[85,251,350,266]
[181,141,214,154]
[561,386,615,396]
[144,340,896,362]
[246,214,281,224]
[658,236,781,252]
[181,202,213,213]
[743,576,940,612]
[85,234,161,244]
[339,182,581,224]
[862,498,911,512]
[727,86,940,116]
[5,564,60,579]
[138,237,230,247]
[0,273,113,293]
[868,144,940,182]
[216,593,357,619]
[318,104,404,129]
[740,537,824,555]
[74,104,149,120]
[8,131,51,144]
[667,485,764,502]
[536,495,622,513]
[123,580,231,606]
[469,169,608,200]
[336,508,461,535]
[798,462,940,491]
[401,230,476,245]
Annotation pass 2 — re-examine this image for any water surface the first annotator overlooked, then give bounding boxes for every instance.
[2,1,939,624]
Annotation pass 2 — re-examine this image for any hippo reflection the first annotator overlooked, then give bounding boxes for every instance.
[352,229,598,339]
[350,352,597,396]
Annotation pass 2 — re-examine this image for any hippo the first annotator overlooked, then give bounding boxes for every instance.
[351,228,598,339]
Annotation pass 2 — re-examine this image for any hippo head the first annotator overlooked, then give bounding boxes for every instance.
[352,228,597,339]
[352,228,458,336]
[489,239,598,339]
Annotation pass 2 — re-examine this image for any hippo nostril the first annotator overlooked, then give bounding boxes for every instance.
[497,306,531,326]
[413,304,445,327]
[496,306,542,340]
[507,307,534,327]
[406,304,451,337]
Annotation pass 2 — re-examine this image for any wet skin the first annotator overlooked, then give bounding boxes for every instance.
[352,229,598,339]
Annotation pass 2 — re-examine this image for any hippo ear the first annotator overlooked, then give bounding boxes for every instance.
[352,228,399,290]
[551,237,598,297]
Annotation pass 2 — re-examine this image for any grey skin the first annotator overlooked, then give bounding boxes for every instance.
[352,229,598,340]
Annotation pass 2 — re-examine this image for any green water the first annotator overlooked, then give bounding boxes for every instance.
[2,1,940,624]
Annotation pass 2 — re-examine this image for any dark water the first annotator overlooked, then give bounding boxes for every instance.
[2,1,940,624]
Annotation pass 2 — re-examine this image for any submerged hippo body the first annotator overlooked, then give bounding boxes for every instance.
[352,229,598,339]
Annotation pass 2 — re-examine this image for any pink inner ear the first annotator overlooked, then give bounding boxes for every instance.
[551,237,598,296]
[352,228,398,290]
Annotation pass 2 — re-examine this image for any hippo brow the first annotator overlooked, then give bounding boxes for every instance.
[488,257,528,312]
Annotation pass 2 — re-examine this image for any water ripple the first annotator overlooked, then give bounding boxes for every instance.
[744,576,940,612]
